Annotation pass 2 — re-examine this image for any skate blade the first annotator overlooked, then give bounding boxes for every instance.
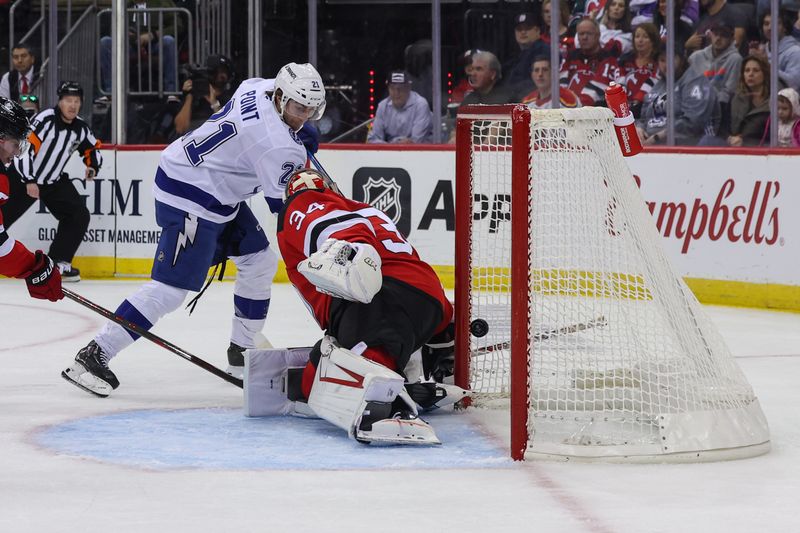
[61,363,113,398]
[356,418,442,446]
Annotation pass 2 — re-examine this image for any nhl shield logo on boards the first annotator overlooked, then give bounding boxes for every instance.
[352,167,412,237]
[363,177,401,223]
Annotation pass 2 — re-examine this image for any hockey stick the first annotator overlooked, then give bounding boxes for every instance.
[307,150,330,179]
[62,288,243,388]
[473,315,608,355]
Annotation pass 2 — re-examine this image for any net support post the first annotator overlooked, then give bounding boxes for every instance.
[510,105,532,461]
[454,114,474,397]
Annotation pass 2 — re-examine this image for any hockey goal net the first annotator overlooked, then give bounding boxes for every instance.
[454,105,770,462]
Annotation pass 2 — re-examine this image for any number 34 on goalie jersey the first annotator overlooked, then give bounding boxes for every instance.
[277,188,448,329]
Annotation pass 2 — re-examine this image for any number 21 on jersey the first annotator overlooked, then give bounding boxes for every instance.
[183,100,237,166]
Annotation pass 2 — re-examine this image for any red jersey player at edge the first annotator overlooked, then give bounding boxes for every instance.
[0,96,63,301]
[276,168,467,445]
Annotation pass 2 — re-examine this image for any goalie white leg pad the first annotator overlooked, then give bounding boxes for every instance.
[229,333,275,380]
[243,347,312,417]
[308,337,441,445]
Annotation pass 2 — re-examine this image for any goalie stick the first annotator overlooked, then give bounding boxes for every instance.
[472,315,608,355]
[62,288,243,388]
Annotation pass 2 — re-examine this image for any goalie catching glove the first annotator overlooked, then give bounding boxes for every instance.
[298,238,382,304]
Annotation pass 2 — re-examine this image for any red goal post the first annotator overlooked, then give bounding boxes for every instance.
[454,104,770,462]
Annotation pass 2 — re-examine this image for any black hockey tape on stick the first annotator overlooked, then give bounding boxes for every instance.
[62,288,243,388]
[472,315,607,355]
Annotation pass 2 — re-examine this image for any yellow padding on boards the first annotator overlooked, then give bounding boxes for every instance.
[467,267,652,300]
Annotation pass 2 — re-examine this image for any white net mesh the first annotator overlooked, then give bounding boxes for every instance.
[461,107,769,461]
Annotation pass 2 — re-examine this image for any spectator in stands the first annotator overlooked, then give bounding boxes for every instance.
[596,0,633,56]
[18,93,39,119]
[749,9,800,91]
[775,87,800,147]
[636,44,721,145]
[543,0,573,56]
[560,18,623,107]
[404,39,434,109]
[450,49,478,106]
[367,70,432,144]
[0,43,38,102]
[685,0,749,55]
[728,55,771,146]
[688,20,742,132]
[521,55,582,109]
[622,0,699,28]
[504,13,550,94]
[620,23,660,118]
[99,0,181,94]
[653,0,695,46]
[460,52,516,106]
[174,55,234,136]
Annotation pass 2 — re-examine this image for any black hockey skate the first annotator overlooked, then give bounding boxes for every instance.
[61,341,119,397]
[405,381,470,411]
[226,342,246,379]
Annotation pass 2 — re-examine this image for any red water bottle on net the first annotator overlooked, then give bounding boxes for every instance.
[605,82,642,157]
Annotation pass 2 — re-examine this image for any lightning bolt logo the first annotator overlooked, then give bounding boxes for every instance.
[173,214,198,266]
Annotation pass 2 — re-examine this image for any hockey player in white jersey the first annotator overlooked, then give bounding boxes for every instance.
[62,63,325,397]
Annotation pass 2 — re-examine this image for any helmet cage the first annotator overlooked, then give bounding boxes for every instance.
[284,168,342,200]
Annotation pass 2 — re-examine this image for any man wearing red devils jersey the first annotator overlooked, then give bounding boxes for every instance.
[0,96,63,301]
[560,18,622,107]
[277,173,453,400]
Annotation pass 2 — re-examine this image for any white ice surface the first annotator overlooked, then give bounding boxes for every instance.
[1,279,799,533]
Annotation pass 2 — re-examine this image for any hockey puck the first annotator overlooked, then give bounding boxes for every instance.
[470,318,489,338]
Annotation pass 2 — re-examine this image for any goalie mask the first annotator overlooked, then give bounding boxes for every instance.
[272,62,326,125]
[284,168,342,200]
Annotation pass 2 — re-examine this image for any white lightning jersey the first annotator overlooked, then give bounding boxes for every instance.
[154,77,307,223]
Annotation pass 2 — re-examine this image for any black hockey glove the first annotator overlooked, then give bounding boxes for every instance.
[422,322,454,383]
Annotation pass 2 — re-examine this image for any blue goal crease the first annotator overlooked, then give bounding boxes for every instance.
[35,407,514,471]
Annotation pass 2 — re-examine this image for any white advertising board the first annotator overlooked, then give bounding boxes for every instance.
[7,145,799,307]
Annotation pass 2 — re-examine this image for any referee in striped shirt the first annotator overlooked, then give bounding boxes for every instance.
[0,81,102,281]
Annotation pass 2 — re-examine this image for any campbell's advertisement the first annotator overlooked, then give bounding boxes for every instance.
[629,153,786,284]
[7,146,797,293]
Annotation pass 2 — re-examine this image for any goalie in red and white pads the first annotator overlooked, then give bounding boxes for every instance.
[246,168,467,445]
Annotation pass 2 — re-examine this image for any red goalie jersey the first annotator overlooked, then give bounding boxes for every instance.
[277,188,452,337]
[0,171,36,278]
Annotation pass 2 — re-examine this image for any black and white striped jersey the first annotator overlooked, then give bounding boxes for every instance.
[12,107,102,185]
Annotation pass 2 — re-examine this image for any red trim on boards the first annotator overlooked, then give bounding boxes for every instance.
[103,143,799,156]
